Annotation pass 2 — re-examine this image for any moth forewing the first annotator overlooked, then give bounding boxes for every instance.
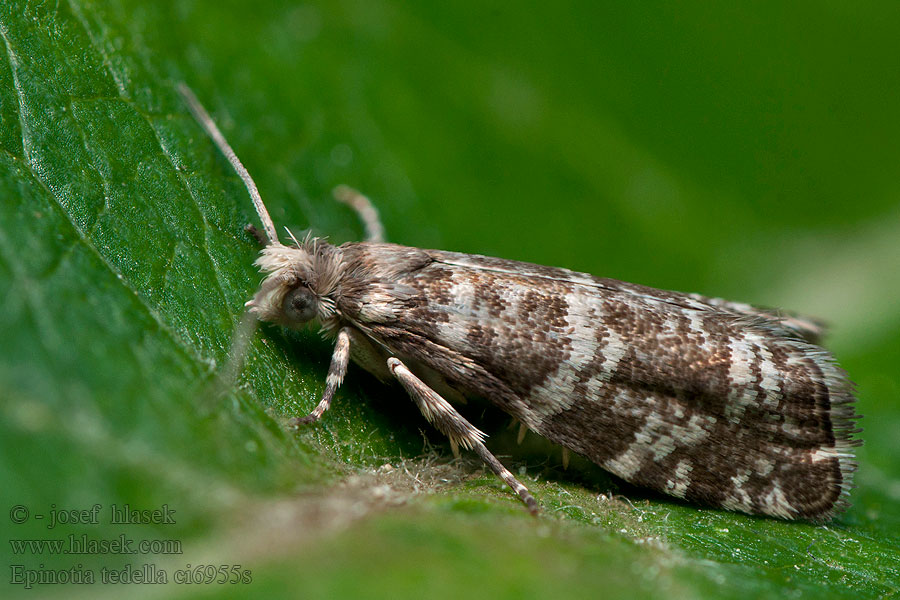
[181,84,860,521]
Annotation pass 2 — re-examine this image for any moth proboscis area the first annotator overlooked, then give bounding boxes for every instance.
[179,83,861,521]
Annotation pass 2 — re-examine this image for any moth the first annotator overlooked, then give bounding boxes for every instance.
[180,85,860,521]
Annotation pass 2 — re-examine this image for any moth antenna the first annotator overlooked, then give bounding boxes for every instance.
[177,82,280,246]
[333,185,385,243]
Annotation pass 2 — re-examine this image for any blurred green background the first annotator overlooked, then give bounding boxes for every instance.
[1,1,898,598]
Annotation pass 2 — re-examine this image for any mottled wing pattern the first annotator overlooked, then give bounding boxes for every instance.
[339,244,859,520]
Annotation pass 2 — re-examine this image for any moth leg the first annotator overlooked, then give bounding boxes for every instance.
[517,422,528,444]
[387,357,539,515]
[333,185,385,243]
[290,328,351,426]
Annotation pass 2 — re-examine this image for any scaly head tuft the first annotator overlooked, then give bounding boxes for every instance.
[245,238,344,328]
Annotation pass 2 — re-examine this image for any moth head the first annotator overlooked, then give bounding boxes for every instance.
[178,84,344,382]
[245,239,342,328]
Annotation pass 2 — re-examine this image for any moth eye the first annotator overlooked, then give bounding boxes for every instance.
[282,286,318,323]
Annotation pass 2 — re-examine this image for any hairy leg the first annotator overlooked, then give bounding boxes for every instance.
[387,357,539,514]
[290,328,351,425]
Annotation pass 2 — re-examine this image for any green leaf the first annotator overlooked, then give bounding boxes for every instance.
[1,1,898,598]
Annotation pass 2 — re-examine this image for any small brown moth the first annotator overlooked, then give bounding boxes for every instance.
[180,84,861,521]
